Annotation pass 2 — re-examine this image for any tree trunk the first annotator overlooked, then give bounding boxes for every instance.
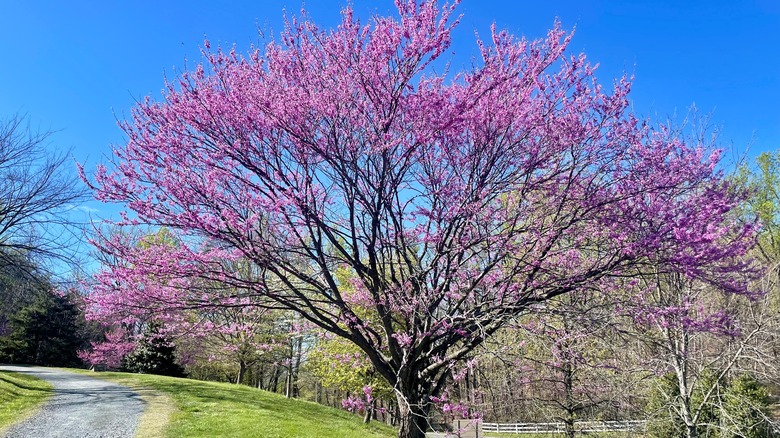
[285,367,292,398]
[563,417,575,438]
[396,392,430,438]
[363,398,375,424]
[672,330,697,438]
[236,360,246,385]
[256,365,265,389]
[269,364,280,392]
[291,336,303,397]
[563,361,576,438]
[679,391,697,438]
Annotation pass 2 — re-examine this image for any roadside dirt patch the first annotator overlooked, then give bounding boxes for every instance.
[130,386,176,438]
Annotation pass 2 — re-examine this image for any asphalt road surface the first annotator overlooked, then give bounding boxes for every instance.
[0,365,144,438]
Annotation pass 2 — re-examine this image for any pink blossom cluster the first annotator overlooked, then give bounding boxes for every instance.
[342,385,381,414]
[78,328,135,369]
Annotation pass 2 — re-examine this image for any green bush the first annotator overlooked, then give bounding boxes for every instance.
[646,372,776,438]
[719,374,774,438]
[121,323,186,377]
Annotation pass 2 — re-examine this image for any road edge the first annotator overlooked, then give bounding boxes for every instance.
[62,368,177,438]
[0,368,54,436]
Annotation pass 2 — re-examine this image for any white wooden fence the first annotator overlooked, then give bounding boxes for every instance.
[481,420,646,434]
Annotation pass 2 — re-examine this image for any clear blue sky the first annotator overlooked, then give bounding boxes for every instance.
[1,0,778,219]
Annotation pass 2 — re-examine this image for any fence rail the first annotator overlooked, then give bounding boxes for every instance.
[481,420,647,434]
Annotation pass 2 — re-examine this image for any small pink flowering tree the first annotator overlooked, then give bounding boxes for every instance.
[78,327,135,369]
[84,228,285,381]
[82,2,755,436]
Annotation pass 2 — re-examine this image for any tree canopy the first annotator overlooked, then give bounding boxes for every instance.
[82,2,757,437]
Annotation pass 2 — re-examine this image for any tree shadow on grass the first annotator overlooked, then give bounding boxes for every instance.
[0,372,53,393]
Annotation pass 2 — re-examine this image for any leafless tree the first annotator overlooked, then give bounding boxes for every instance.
[0,114,89,276]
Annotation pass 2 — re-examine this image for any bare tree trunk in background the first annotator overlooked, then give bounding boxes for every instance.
[292,335,303,398]
[236,359,246,385]
[563,360,576,438]
[256,365,264,389]
[363,398,376,424]
[269,363,280,392]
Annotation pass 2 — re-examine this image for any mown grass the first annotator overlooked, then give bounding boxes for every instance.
[0,370,53,431]
[67,369,395,438]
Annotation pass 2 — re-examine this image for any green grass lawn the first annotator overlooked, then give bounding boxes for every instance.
[0,370,53,431]
[68,369,395,438]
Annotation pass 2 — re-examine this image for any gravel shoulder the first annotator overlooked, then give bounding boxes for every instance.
[0,365,144,438]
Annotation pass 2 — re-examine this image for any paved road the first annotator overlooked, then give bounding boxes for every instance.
[0,365,144,438]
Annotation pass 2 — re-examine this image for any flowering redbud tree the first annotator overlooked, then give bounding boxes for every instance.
[82,1,755,436]
[78,327,135,369]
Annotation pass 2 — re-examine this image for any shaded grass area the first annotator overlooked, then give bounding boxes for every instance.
[67,369,395,438]
[0,370,53,430]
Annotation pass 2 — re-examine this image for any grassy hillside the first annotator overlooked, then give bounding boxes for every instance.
[0,371,52,430]
[71,369,395,438]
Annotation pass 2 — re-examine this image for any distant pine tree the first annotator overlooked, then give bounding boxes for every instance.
[0,290,85,367]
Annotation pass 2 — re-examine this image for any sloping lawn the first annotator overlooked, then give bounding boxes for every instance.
[0,370,53,430]
[69,369,395,438]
